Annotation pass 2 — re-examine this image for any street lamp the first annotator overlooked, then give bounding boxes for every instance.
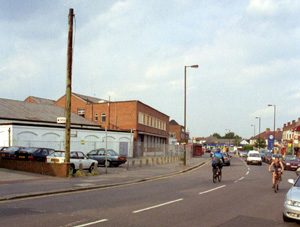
[184,64,198,166]
[251,124,256,144]
[268,104,276,153]
[256,117,261,152]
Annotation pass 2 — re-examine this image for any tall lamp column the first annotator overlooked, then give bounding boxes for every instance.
[184,65,198,166]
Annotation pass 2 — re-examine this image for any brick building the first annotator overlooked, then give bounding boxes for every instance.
[169,119,189,144]
[51,93,169,156]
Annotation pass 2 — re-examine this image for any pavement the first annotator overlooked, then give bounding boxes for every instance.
[0,154,210,201]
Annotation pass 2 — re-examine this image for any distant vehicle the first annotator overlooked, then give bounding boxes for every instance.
[222,152,231,166]
[265,152,273,164]
[283,155,300,171]
[270,154,283,163]
[246,151,262,165]
[262,152,271,162]
[259,149,268,161]
[283,177,300,222]
[87,148,127,167]
[1,146,26,159]
[239,151,248,158]
[14,147,55,162]
[46,151,98,173]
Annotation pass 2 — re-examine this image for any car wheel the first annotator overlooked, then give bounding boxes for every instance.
[247,162,249,165]
[89,163,96,173]
[106,160,111,167]
[283,213,291,222]
[70,164,76,174]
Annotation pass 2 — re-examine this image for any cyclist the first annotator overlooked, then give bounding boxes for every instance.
[212,148,225,173]
[268,156,284,188]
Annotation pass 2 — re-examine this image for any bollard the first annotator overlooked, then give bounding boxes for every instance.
[152,158,155,166]
[139,159,143,167]
[146,158,149,166]
[156,158,159,165]
[132,160,135,167]
[79,163,83,171]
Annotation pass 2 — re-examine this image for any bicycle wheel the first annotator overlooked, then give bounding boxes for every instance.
[218,170,222,182]
[213,169,216,183]
[274,179,278,193]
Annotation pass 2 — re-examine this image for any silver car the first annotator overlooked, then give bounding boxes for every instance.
[283,177,300,222]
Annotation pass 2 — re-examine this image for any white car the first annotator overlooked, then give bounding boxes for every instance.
[46,151,98,173]
[283,177,300,222]
[246,151,262,165]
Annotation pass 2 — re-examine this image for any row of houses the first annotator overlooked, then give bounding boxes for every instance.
[0,93,188,156]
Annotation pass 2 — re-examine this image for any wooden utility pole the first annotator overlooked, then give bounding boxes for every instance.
[65,8,74,163]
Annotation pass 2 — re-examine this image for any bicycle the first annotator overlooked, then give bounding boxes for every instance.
[272,169,281,193]
[213,165,222,183]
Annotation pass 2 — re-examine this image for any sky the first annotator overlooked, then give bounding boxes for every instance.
[1,0,300,139]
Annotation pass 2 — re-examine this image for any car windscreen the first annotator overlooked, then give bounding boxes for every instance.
[286,157,299,161]
[107,150,118,156]
[294,178,300,187]
[20,147,39,153]
[5,146,22,152]
[249,153,259,157]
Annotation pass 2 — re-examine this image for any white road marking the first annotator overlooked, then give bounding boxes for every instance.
[133,198,183,213]
[234,177,245,183]
[246,171,249,175]
[199,185,226,195]
[73,219,108,227]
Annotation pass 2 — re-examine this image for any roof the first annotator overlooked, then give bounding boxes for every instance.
[169,120,179,125]
[0,98,100,126]
[25,96,55,105]
[73,93,107,104]
[250,130,283,140]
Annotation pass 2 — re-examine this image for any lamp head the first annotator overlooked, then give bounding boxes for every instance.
[191,65,199,68]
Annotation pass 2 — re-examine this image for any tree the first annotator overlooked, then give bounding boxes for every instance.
[213,133,222,139]
[224,132,235,139]
[255,138,266,149]
[233,135,241,146]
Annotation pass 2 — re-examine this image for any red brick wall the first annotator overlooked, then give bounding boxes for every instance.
[55,94,88,115]
[0,159,70,177]
[137,102,169,139]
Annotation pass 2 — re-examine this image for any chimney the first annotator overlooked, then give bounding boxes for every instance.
[266,128,270,134]
[293,120,296,124]
[277,128,281,132]
[284,124,286,127]
[298,118,300,122]
[288,122,291,126]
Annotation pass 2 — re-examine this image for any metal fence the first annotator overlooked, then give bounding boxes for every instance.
[4,140,193,159]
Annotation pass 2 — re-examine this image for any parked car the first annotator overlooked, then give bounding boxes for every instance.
[283,155,300,171]
[14,147,55,161]
[46,151,98,173]
[283,177,300,222]
[0,146,8,151]
[87,148,127,167]
[222,152,231,166]
[1,146,26,159]
[246,151,262,165]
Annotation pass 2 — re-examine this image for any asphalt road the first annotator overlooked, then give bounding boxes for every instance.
[0,156,299,227]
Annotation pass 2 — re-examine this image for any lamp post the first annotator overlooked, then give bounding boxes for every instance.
[251,124,256,144]
[256,117,261,152]
[268,104,276,153]
[184,64,198,166]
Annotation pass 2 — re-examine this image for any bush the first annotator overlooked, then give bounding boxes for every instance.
[243,145,253,151]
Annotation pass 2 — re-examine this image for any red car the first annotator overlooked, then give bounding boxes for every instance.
[283,155,300,171]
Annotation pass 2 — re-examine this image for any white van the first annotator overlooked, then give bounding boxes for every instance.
[246,150,262,165]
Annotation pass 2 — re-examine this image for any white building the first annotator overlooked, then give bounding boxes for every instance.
[0,98,133,156]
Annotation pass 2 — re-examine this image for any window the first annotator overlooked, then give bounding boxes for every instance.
[78,108,85,117]
[138,112,144,124]
[95,113,98,121]
[101,113,106,122]
[170,132,176,138]
[152,118,155,127]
